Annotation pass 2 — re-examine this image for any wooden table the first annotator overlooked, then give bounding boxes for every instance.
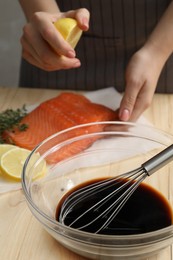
[0,86,173,260]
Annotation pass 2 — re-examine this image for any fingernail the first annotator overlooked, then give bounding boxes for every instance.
[119,109,130,121]
[82,17,89,30]
[67,50,76,58]
[73,60,81,68]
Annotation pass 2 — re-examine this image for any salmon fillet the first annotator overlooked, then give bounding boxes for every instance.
[4,92,119,162]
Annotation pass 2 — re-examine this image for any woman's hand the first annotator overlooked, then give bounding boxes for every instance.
[119,1,173,122]
[20,9,89,71]
[119,46,166,122]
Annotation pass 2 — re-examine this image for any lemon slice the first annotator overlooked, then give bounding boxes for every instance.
[0,144,16,174]
[0,144,16,159]
[0,147,47,181]
[54,18,82,48]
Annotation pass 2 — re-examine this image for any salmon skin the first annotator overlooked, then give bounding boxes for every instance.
[4,92,119,162]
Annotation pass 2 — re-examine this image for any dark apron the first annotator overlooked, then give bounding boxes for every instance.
[19,0,173,93]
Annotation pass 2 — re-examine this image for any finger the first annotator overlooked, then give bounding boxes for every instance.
[32,12,76,57]
[66,8,90,31]
[21,35,43,65]
[22,51,48,70]
[23,48,81,71]
[23,23,81,70]
[22,32,81,71]
[22,43,81,71]
[119,83,139,121]
[23,23,63,63]
[129,85,155,122]
[23,46,81,71]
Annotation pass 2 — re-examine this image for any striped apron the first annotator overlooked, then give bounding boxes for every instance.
[19,0,173,93]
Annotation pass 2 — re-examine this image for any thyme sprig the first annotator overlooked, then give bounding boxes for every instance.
[0,105,28,143]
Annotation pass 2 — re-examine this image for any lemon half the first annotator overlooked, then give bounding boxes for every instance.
[54,18,82,48]
[0,147,47,181]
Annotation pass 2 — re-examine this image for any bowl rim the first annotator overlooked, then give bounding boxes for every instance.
[21,121,173,246]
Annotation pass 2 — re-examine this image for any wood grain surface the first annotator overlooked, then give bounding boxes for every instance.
[0,87,173,260]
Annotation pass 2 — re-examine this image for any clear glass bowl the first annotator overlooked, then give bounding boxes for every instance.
[22,122,173,260]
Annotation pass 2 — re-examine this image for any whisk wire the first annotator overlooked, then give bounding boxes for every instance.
[95,168,143,212]
[59,144,173,233]
[70,168,147,231]
[95,171,147,233]
[60,167,142,223]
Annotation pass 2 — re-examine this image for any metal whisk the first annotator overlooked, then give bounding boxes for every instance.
[58,144,173,234]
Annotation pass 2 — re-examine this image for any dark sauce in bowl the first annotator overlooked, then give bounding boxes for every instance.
[56,178,173,235]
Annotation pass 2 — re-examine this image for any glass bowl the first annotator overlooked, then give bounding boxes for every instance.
[22,122,173,260]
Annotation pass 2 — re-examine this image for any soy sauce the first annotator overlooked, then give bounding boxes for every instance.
[56,178,173,235]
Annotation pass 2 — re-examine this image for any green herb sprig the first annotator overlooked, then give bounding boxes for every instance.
[0,105,28,143]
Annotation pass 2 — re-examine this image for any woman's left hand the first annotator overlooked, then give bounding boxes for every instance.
[119,46,165,121]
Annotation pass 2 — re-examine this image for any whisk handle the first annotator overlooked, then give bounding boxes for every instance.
[142,144,173,176]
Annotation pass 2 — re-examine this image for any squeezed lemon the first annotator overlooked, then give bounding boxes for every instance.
[54,18,82,48]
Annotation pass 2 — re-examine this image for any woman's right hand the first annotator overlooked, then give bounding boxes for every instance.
[20,9,90,71]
